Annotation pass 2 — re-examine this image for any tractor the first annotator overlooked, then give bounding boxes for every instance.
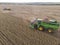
[30,18,59,33]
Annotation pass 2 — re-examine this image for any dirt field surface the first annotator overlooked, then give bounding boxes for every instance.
[0,4,60,45]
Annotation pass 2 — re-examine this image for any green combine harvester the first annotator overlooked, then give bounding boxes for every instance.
[30,18,59,33]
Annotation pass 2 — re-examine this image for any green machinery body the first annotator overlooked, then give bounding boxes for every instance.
[30,19,59,32]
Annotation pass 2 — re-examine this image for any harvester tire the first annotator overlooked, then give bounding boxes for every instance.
[47,28,53,33]
[38,26,44,31]
[34,24,38,30]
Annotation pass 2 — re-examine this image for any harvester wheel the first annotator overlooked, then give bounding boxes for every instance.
[47,28,53,33]
[34,24,38,29]
[38,26,44,31]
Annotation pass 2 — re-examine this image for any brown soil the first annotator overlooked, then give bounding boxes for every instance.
[0,4,60,45]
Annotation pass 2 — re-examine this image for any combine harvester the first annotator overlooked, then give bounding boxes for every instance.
[30,17,60,33]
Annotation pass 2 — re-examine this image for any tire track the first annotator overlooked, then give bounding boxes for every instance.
[0,38,4,45]
[0,31,8,45]
[0,29,26,45]
[0,31,15,45]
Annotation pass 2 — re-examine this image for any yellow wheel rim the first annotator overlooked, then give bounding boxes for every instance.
[48,29,52,32]
[39,27,43,30]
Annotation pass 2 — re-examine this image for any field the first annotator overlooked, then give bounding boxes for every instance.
[0,4,60,45]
